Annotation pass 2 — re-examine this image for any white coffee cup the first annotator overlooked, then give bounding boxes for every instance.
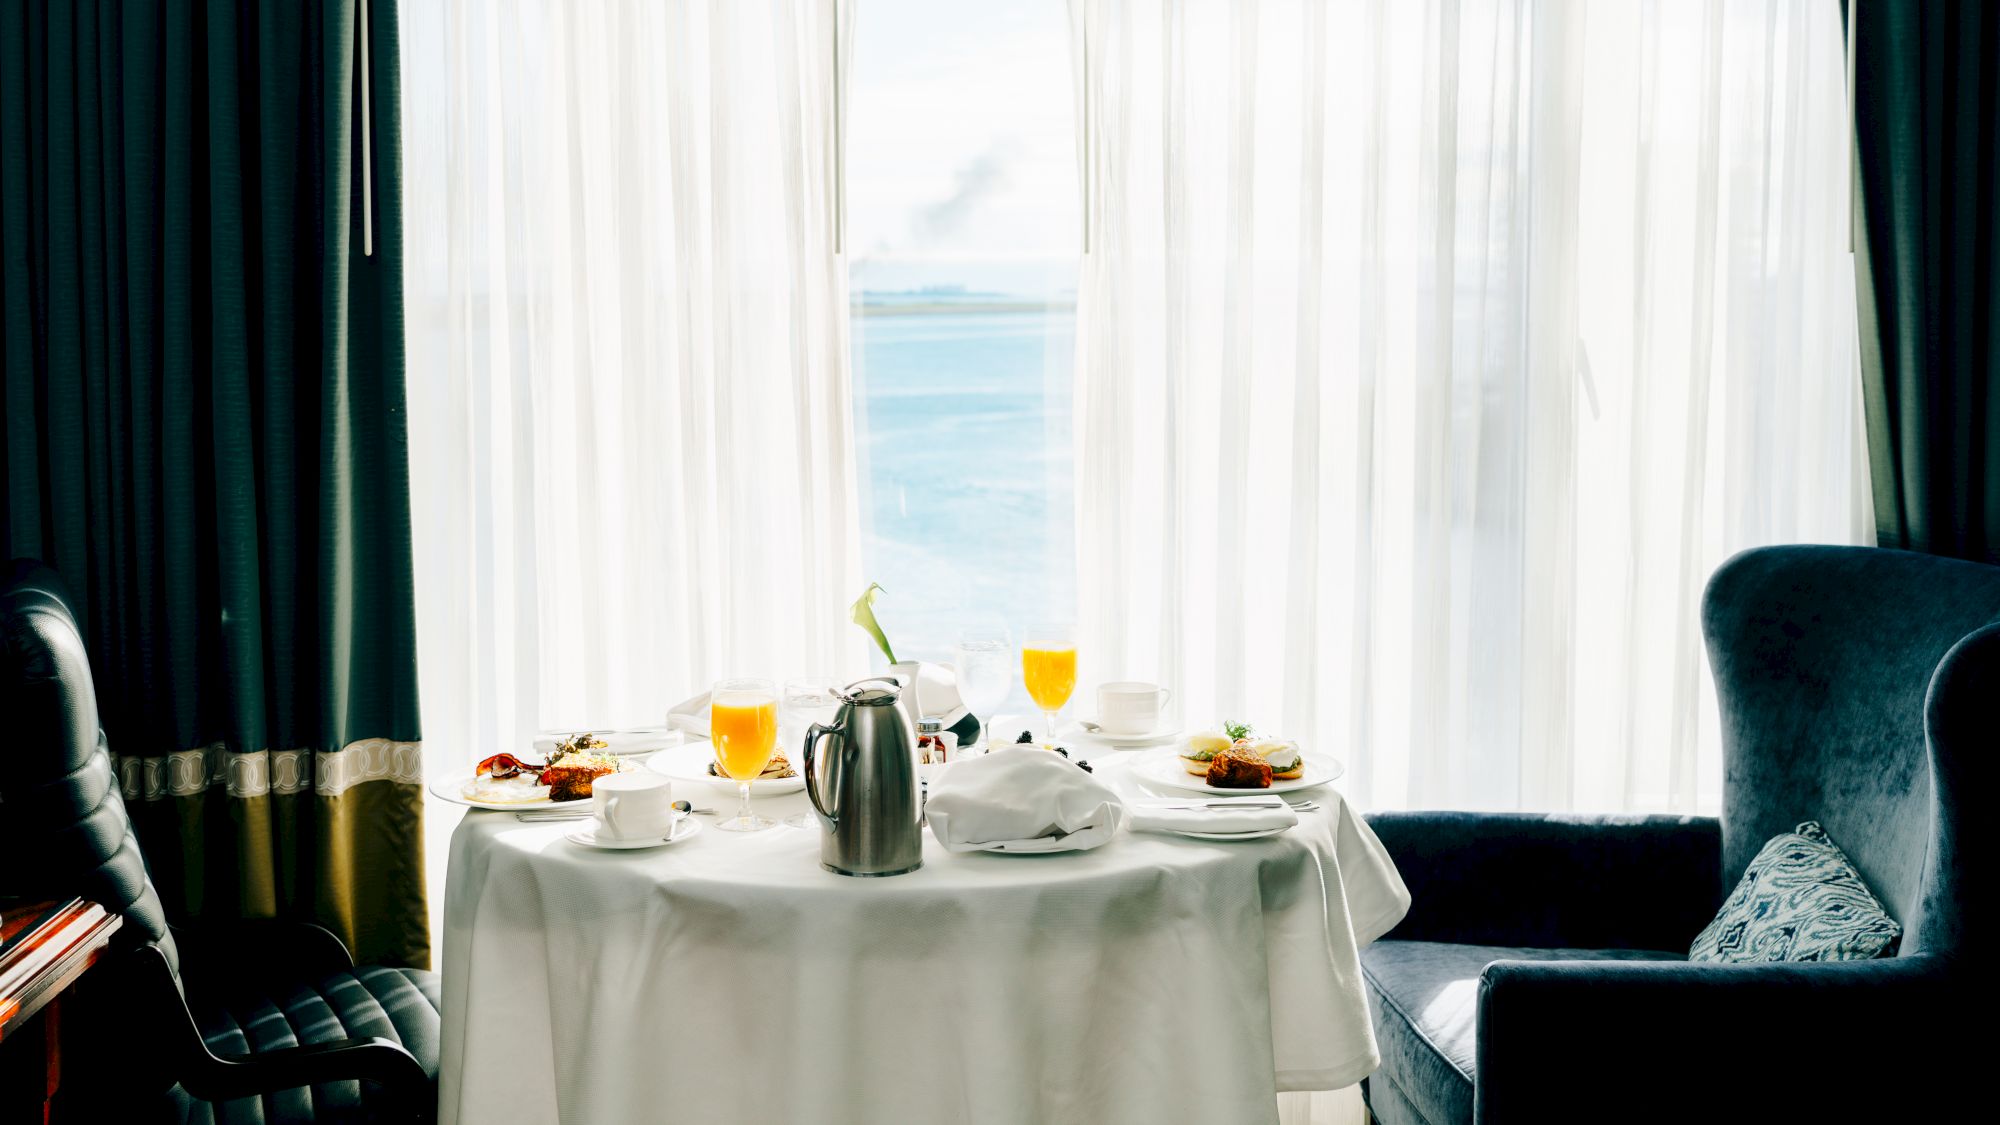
[1097,681,1173,735]
[592,772,677,841]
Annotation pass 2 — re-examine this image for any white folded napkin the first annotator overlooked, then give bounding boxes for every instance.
[666,693,713,738]
[1125,796,1299,836]
[925,748,1127,853]
[889,660,967,726]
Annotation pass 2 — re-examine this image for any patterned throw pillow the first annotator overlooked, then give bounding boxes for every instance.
[1690,821,1901,963]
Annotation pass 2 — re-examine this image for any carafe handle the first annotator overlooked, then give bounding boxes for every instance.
[802,721,841,830]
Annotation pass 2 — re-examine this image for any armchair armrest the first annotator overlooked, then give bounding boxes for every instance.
[1475,952,1964,1123]
[1363,811,1722,950]
[173,916,356,990]
[183,1036,429,1106]
[123,943,430,1120]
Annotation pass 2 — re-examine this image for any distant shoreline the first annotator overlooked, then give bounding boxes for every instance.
[853,300,1077,317]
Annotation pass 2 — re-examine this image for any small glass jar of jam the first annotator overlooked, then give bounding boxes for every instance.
[915,717,957,765]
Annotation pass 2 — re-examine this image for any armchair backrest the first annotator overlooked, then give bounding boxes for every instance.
[1702,545,2000,957]
[0,560,178,973]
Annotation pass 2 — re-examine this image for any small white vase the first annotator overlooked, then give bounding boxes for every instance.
[887,660,925,745]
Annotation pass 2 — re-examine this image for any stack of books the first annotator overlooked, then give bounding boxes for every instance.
[0,898,115,1033]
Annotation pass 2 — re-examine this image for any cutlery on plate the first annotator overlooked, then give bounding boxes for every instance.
[1140,800,1321,813]
[516,801,717,823]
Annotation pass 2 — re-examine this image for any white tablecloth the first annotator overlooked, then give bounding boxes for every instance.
[439,752,1409,1125]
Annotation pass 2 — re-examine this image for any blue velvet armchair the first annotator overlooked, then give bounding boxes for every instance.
[1359,545,1991,1124]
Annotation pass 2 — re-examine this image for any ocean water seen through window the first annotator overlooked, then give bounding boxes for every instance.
[847,0,1078,708]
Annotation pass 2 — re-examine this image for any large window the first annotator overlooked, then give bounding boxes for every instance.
[846,0,1078,697]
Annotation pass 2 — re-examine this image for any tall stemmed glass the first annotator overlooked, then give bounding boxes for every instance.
[711,678,779,832]
[954,629,1013,752]
[1020,624,1076,739]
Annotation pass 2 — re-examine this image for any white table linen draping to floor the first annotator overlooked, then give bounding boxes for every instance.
[438,753,1410,1125]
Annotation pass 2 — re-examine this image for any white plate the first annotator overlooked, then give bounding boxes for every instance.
[534,727,681,756]
[429,772,565,811]
[1167,824,1294,842]
[1134,749,1344,796]
[429,756,647,810]
[646,742,808,796]
[565,816,703,850]
[966,833,1114,854]
[1059,719,1184,746]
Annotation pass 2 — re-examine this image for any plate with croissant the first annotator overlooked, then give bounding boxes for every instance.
[1133,724,1343,796]
[645,740,808,796]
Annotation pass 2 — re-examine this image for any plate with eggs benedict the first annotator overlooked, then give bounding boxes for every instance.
[1136,723,1343,795]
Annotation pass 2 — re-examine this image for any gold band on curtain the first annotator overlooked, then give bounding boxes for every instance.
[121,740,430,969]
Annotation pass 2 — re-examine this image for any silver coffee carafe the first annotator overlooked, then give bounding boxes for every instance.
[802,678,925,877]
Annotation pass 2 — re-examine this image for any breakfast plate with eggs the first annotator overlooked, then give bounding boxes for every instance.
[1134,723,1344,795]
[427,734,630,810]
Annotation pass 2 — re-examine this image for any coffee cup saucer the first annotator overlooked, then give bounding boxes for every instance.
[566,815,701,850]
[1060,718,1183,746]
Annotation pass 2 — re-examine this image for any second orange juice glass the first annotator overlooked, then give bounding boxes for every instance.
[1021,625,1077,738]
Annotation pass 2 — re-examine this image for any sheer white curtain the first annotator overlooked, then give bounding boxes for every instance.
[400,0,862,782]
[1072,0,1867,815]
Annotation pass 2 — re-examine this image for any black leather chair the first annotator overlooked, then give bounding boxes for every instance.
[1358,545,1988,1123]
[0,560,441,1123]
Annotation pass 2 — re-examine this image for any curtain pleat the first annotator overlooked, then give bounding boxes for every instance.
[1852,0,2000,562]
[0,0,427,968]
[400,0,863,784]
[1073,0,1868,814]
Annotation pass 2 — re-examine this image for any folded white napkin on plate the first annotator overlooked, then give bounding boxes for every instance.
[925,748,1126,853]
[1125,797,1299,836]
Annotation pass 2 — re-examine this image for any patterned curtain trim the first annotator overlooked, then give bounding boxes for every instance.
[117,739,424,800]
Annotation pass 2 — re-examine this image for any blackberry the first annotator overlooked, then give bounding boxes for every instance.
[1016,730,1034,743]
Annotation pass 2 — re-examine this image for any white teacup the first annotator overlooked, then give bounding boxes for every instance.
[1097,681,1173,735]
[592,772,677,841]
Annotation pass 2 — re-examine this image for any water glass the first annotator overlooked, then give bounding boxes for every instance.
[954,630,1013,750]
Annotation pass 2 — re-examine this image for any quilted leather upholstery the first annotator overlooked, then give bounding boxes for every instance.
[2,561,441,1123]
[0,559,178,970]
[174,966,442,1125]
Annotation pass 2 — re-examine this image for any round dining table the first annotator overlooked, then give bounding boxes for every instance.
[438,747,1410,1125]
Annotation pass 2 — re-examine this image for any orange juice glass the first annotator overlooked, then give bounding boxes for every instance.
[1022,625,1077,738]
[711,678,779,831]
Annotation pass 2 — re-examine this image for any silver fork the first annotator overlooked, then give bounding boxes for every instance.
[1144,799,1321,812]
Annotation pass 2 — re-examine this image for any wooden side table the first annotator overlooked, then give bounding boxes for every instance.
[0,900,124,1125]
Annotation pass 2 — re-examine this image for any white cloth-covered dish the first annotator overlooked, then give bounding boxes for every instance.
[440,754,1410,1125]
[925,747,1126,852]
